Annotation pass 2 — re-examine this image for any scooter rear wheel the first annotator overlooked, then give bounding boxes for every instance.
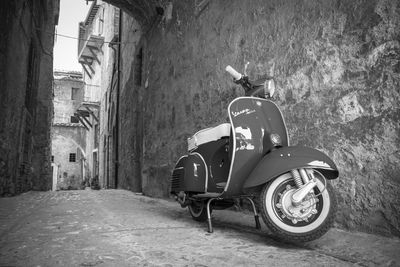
[188,199,211,222]
[259,171,337,242]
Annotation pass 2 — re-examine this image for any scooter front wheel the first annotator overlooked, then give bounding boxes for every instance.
[188,199,211,222]
[259,171,337,242]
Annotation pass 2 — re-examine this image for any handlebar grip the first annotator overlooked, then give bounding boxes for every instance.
[225,65,242,80]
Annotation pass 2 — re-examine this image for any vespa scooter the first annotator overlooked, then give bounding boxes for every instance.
[170,65,339,242]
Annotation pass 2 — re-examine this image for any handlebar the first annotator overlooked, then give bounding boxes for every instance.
[225,65,275,98]
[225,65,243,80]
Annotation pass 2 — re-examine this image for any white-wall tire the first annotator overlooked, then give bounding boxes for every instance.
[260,171,336,242]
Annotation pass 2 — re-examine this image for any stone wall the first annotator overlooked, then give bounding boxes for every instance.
[115,0,400,236]
[0,0,59,196]
[118,14,144,192]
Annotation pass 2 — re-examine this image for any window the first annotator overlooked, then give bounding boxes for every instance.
[70,116,79,123]
[134,48,143,86]
[94,124,99,148]
[69,153,76,162]
[51,156,54,163]
[71,87,79,100]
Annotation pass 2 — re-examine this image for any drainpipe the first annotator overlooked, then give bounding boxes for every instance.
[115,9,122,188]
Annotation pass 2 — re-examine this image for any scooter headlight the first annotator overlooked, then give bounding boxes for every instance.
[270,133,282,146]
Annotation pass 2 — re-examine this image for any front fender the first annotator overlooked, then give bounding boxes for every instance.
[243,146,339,189]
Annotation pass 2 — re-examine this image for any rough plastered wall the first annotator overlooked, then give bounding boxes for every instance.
[118,0,399,236]
[53,77,84,124]
[98,5,120,189]
[30,0,58,191]
[52,73,86,189]
[52,126,87,190]
[0,0,58,195]
[118,13,144,192]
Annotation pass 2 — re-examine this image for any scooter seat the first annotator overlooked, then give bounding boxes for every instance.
[188,123,231,151]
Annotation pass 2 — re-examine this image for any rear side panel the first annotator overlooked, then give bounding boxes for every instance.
[170,153,207,194]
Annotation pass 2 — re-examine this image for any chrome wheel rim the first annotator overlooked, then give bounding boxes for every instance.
[265,172,330,233]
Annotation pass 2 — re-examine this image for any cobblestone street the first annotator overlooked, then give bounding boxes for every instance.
[0,189,399,266]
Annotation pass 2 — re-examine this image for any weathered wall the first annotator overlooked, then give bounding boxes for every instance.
[52,126,86,190]
[0,0,59,196]
[52,72,86,190]
[98,4,120,189]
[116,0,400,236]
[118,14,144,192]
[31,0,59,191]
[53,74,84,123]
[83,103,100,182]
[79,2,120,188]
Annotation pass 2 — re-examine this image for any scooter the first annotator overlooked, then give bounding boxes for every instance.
[170,65,339,242]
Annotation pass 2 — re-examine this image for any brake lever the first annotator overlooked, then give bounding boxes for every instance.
[244,61,250,76]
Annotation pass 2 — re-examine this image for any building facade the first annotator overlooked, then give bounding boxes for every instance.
[0,0,60,196]
[78,0,121,189]
[52,71,87,190]
[79,0,400,237]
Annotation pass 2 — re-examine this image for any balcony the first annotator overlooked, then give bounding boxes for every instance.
[73,83,100,131]
[78,1,104,78]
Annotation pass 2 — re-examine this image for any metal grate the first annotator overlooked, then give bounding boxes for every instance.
[171,168,184,191]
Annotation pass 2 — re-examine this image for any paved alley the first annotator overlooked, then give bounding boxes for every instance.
[0,189,399,266]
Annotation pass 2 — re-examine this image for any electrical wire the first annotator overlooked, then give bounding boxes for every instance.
[37,27,138,45]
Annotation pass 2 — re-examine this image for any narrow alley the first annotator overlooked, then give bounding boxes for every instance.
[0,189,399,266]
[1,0,400,266]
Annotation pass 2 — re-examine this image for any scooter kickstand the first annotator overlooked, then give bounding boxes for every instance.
[246,197,261,230]
[207,198,216,233]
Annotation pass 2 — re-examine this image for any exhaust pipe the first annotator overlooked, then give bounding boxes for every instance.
[175,192,189,207]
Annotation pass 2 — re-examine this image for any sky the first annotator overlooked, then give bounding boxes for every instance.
[53,0,91,71]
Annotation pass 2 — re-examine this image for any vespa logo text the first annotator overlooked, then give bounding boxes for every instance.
[232,109,255,117]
